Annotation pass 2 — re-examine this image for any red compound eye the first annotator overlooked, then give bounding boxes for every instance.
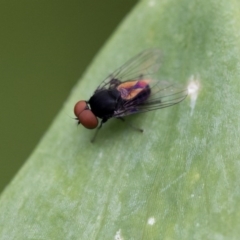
[74,101,98,129]
[78,109,98,129]
[74,101,87,117]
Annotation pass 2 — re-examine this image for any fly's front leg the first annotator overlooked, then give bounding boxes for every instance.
[91,121,103,143]
[91,118,108,143]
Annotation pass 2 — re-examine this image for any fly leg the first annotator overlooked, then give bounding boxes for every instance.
[91,119,107,143]
[91,121,103,143]
[118,117,143,133]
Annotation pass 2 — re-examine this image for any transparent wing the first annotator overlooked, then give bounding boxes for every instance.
[114,80,188,117]
[95,49,162,92]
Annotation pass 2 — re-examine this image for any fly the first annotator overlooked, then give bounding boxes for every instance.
[74,49,188,142]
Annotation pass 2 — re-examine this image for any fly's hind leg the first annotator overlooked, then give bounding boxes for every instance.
[117,117,143,133]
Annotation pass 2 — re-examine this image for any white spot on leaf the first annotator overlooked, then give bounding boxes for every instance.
[188,75,200,116]
[114,229,123,240]
[147,217,156,225]
[148,0,155,7]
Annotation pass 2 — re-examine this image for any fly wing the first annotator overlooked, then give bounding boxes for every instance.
[114,80,188,117]
[95,49,162,92]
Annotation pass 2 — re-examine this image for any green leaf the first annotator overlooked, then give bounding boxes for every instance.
[1,0,240,239]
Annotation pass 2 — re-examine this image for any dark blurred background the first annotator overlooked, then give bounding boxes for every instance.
[0,1,138,194]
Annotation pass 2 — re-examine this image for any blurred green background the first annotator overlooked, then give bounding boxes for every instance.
[0,0,137,194]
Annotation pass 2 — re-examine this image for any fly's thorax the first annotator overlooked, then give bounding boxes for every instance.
[89,89,122,119]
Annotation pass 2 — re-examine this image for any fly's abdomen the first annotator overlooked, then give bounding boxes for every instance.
[132,85,151,104]
[117,79,151,103]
